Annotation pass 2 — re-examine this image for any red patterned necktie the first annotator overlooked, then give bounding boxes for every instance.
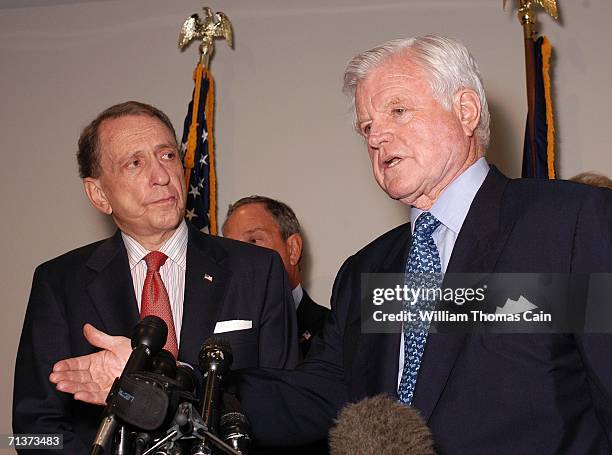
[140,251,179,359]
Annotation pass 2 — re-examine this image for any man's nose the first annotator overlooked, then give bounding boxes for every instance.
[150,159,171,185]
[368,126,393,149]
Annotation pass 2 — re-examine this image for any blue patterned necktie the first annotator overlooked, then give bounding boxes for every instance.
[398,212,442,405]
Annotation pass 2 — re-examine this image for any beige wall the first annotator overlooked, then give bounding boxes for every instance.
[1,0,611,438]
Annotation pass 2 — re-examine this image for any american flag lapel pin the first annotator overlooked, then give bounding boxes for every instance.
[203,273,213,282]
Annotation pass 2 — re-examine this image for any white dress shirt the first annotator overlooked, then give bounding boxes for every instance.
[122,220,188,346]
[292,283,304,310]
[397,158,490,388]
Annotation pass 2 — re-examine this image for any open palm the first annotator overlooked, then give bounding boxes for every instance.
[49,324,131,405]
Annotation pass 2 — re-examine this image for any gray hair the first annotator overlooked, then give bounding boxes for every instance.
[223,195,301,240]
[343,35,490,149]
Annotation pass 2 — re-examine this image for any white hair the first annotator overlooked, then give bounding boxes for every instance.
[343,35,490,149]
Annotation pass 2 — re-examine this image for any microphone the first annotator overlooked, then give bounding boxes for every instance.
[197,338,233,446]
[149,349,178,380]
[328,394,435,455]
[220,412,251,454]
[91,316,168,455]
[175,364,198,395]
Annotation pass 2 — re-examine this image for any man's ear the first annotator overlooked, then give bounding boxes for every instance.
[286,233,303,266]
[454,89,481,138]
[84,178,113,215]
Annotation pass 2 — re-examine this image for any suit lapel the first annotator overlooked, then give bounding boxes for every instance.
[179,224,232,364]
[412,166,513,421]
[446,166,512,274]
[362,226,410,397]
[411,333,468,421]
[86,231,139,336]
[363,331,402,397]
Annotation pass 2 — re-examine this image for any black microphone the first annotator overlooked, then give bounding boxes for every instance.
[198,338,233,441]
[91,316,168,455]
[328,394,436,455]
[150,349,178,378]
[175,364,198,395]
[220,412,251,454]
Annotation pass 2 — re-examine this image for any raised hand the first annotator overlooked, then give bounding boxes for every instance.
[49,324,131,405]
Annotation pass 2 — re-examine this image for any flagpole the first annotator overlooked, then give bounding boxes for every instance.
[178,7,233,235]
[504,0,558,178]
[518,1,539,174]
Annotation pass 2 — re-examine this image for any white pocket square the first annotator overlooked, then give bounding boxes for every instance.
[496,296,538,315]
[213,319,252,334]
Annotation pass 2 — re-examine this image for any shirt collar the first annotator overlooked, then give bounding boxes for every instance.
[292,283,304,310]
[121,220,189,270]
[410,157,490,234]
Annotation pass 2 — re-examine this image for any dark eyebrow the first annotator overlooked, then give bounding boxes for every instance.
[154,142,178,152]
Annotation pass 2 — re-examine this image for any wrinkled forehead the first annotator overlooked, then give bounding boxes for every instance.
[99,115,175,153]
[355,55,429,114]
[103,113,172,136]
[228,203,280,230]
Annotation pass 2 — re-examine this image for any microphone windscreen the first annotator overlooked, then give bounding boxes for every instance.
[150,349,177,378]
[175,364,198,394]
[198,337,233,373]
[329,394,435,455]
[132,315,168,352]
[112,374,168,431]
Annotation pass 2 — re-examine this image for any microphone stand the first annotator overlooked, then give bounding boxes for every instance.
[142,402,240,455]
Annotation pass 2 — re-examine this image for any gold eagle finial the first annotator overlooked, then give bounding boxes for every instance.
[503,0,558,39]
[178,7,233,67]
[504,0,558,19]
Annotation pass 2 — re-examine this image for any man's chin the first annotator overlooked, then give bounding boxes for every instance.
[152,210,184,231]
[384,186,418,204]
[403,195,434,210]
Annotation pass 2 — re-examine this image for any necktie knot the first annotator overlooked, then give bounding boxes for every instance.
[414,212,441,238]
[144,251,168,273]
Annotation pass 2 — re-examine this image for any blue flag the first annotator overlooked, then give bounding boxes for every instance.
[181,65,217,233]
[522,36,556,179]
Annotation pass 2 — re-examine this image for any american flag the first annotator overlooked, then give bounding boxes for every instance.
[181,64,217,234]
[522,36,556,179]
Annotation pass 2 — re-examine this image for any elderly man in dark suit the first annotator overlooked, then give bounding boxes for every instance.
[13,101,298,454]
[222,195,330,357]
[233,35,612,453]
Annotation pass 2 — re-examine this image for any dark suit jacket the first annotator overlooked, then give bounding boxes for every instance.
[297,290,330,357]
[13,222,298,454]
[238,167,612,454]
